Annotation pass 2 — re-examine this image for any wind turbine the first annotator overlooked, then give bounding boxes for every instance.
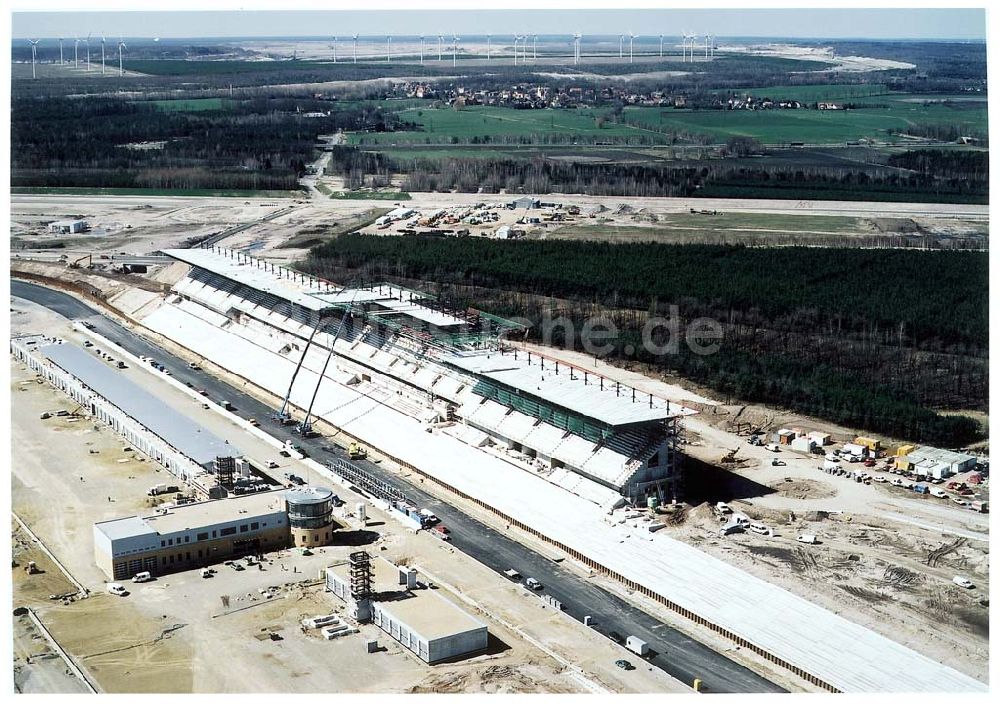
[704,34,710,59]
[117,37,126,77]
[85,33,91,71]
[59,37,64,65]
[419,35,424,65]
[487,33,491,61]
[629,32,636,63]
[352,34,358,63]
[74,36,80,68]
[101,36,106,74]
[619,34,624,60]
[28,39,38,79]
[512,35,518,65]
[331,36,337,63]
[452,35,459,67]
[438,34,444,61]
[386,35,391,63]
[659,34,664,58]
[573,33,581,65]
[689,33,699,62]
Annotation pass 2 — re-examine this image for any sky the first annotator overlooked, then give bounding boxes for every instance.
[9,5,988,41]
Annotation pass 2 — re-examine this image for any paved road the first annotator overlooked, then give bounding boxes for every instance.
[11,278,785,694]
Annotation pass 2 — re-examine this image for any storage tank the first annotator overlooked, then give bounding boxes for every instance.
[286,487,336,548]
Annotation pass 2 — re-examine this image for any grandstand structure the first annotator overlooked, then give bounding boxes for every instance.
[157,247,689,508]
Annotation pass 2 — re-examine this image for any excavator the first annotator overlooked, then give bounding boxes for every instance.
[720,447,741,465]
[68,253,92,269]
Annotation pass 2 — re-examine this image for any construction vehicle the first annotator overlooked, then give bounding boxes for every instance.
[25,561,39,575]
[348,442,368,460]
[69,254,92,269]
[720,447,741,465]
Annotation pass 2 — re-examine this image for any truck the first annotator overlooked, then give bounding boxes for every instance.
[348,442,367,460]
[625,635,650,657]
[220,400,234,411]
[283,440,306,460]
[148,484,179,496]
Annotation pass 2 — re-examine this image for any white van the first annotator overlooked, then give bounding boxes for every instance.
[504,569,522,581]
[749,522,773,536]
[524,577,543,591]
[107,583,128,596]
[132,571,152,583]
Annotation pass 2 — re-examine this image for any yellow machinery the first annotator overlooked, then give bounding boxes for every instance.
[348,442,368,460]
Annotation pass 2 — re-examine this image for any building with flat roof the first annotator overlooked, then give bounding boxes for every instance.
[326,557,487,664]
[48,219,88,234]
[92,489,334,580]
[11,337,236,493]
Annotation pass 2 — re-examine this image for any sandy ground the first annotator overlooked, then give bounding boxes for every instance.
[9,301,686,694]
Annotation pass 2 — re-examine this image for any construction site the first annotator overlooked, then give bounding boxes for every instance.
[9,210,990,694]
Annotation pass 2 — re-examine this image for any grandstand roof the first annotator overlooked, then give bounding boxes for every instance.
[445,349,690,427]
[166,248,467,328]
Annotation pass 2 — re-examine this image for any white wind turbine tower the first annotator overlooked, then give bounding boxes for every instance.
[28,39,39,79]
[452,35,459,67]
[419,35,424,65]
[689,33,698,62]
[85,33,91,71]
[659,34,664,58]
[512,35,519,65]
[101,36,106,74]
[438,34,444,61]
[331,36,337,63]
[704,34,710,59]
[573,33,581,64]
[74,36,80,68]
[59,37,64,65]
[487,34,491,61]
[352,34,358,63]
[386,35,391,63]
[629,32,636,63]
[117,37,126,76]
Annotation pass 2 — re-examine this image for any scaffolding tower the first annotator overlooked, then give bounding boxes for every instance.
[349,551,374,622]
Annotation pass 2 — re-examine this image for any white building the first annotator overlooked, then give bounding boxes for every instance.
[326,557,487,663]
[48,219,88,234]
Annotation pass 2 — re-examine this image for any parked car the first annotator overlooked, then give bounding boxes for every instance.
[132,571,152,583]
[615,659,635,671]
[201,568,214,579]
[504,569,522,581]
[873,476,887,483]
[107,583,129,596]
[930,488,948,499]
[796,534,818,544]
[953,576,975,589]
[524,577,543,591]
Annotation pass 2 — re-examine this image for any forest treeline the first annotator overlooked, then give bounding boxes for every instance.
[303,235,987,447]
[326,148,988,203]
[10,95,412,191]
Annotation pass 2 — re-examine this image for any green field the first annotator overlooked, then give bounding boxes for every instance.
[349,106,661,145]
[147,97,228,112]
[11,186,299,198]
[326,190,412,200]
[623,102,987,144]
